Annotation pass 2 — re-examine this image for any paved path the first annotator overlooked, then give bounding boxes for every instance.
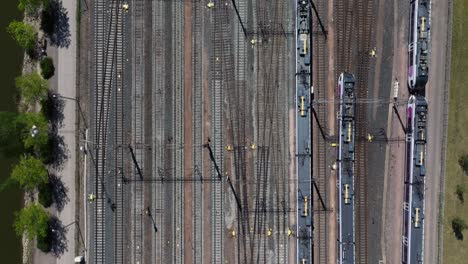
[34,0,77,263]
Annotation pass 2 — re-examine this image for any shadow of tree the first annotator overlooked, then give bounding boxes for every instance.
[47,132,69,170]
[48,216,68,257]
[41,0,71,48]
[42,92,65,129]
[48,173,69,212]
[454,229,464,241]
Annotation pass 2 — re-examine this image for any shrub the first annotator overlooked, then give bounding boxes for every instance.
[456,185,466,203]
[40,57,55,79]
[452,217,467,240]
[459,154,468,175]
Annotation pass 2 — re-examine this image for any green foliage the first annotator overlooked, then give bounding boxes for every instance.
[18,0,50,15]
[40,57,55,79]
[37,231,51,252]
[459,154,468,175]
[452,217,467,240]
[38,182,53,207]
[0,112,23,156]
[40,3,55,35]
[456,185,466,203]
[11,156,48,192]
[16,112,50,156]
[6,21,37,53]
[14,203,49,240]
[15,73,48,107]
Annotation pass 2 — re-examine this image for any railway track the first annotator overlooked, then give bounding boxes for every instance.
[113,0,125,262]
[191,1,204,263]
[169,2,185,263]
[334,0,375,262]
[151,0,166,262]
[311,0,329,263]
[130,0,145,263]
[211,1,229,262]
[250,0,289,263]
[354,0,374,262]
[92,0,122,262]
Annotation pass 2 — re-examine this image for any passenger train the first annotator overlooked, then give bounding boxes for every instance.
[337,73,356,264]
[408,0,431,92]
[402,95,427,264]
[295,0,313,263]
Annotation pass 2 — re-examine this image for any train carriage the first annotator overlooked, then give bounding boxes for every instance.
[408,0,431,92]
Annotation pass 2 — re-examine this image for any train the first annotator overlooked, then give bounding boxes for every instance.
[402,95,427,264]
[298,0,310,61]
[296,0,311,118]
[296,1,313,263]
[414,97,427,176]
[337,73,356,264]
[408,0,431,93]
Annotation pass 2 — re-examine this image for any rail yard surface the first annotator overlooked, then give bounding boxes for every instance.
[71,0,454,263]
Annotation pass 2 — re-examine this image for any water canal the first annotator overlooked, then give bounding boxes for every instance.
[0,1,25,263]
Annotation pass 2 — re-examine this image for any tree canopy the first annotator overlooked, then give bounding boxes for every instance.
[11,156,48,192]
[0,112,23,155]
[16,112,49,155]
[6,21,37,53]
[14,203,49,240]
[15,73,48,107]
[18,0,50,15]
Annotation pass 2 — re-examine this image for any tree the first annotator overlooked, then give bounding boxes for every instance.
[0,112,23,156]
[40,57,55,79]
[16,112,50,157]
[11,156,48,192]
[14,203,49,240]
[40,2,55,35]
[6,21,37,53]
[452,217,467,240]
[456,185,466,203]
[18,0,50,15]
[15,73,48,107]
[38,182,53,207]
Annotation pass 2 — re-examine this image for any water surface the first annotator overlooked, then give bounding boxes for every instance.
[0,1,24,262]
